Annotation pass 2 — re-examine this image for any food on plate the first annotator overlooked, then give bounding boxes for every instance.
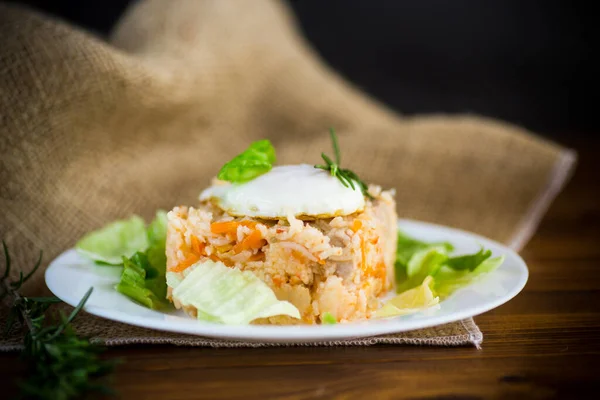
[165,131,397,324]
[76,211,171,309]
[167,259,301,324]
[74,129,504,325]
[375,276,439,318]
[76,215,149,265]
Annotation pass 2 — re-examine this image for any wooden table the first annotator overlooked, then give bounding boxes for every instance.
[2,136,598,399]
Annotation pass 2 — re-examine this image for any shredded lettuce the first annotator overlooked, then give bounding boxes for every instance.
[115,211,170,309]
[146,210,168,246]
[376,276,440,318]
[396,231,453,268]
[395,232,453,286]
[445,248,493,271]
[394,230,504,300]
[169,260,300,325]
[75,215,148,265]
[397,246,450,293]
[434,256,505,298]
[75,211,170,309]
[116,251,168,309]
[145,210,168,272]
[217,139,276,183]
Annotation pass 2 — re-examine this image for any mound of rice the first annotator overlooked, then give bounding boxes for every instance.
[165,185,397,324]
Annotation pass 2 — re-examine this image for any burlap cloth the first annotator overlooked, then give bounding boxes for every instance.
[0,0,576,350]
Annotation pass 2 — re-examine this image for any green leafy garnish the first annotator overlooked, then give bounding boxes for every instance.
[217,139,276,183]
[434,256,505,298]
[2,242,117,399]
[394,231,503,298]
[396,231,454,267]
[394,232,454,292]
[116,211,170,309]
[396,246,449,293]
[376,276,439,318]
[314,128,373,199]
[116,252,167,309]
[445,248,493,271]
[75,210,171,309]
[321,312,337,324]
[146,210,168,246]
[75,215,148,265]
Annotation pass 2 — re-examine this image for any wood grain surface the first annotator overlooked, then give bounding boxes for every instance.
[1,135,598,399]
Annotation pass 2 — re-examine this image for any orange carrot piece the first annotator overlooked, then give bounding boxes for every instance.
[210,221,239,235]
[360,237,367,271]
[351,219,363,233]
[171,253,200,273]
[272,276,283,287]
[190,235,205,254]
[222,258,234,267]
[233,230,266,254]
[211,220,257,235]
[242,230,264,249]
[248,252,266,262]
[375,261,387,281]
[290,249,306,263]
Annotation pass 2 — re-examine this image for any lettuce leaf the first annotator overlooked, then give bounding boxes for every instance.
[396,246,450,293]
[116,252,168,309]
[394,231,504,299]
[75,216,148,265]
[145,210,168,272]
[217,139,276,183]
[146,210,168,246]
[445,248,492,271]
[395,231,453,284]
[115,211,170,309]
[434,256,505,298]
[376,276,440,318]
[169,260,300,325]
[396,231,454,267]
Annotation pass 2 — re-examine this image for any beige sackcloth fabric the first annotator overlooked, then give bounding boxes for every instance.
[0,0,576,350]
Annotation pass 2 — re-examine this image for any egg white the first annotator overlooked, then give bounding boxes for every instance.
[199,164,366,219]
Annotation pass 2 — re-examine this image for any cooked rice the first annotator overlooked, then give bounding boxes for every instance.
[165,185,397,324]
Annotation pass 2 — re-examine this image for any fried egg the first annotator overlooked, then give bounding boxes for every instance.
[199,164,365,219]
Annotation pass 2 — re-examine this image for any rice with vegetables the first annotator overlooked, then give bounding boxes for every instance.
[72,131,503,325]
[165,185,397,324]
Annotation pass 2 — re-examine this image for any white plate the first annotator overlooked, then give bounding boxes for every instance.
[45,219,528,343]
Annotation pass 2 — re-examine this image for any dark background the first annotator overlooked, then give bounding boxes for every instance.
[5,0,596,138]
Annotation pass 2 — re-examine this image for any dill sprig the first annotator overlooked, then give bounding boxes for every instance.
[315,128,374,199]
[1,241,117,400]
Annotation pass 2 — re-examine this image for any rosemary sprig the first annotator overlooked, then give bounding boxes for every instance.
[1,241,117,400]
[314,128,374,199]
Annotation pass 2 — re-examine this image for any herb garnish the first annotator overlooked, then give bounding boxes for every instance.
[217,139,276,183]
[315,128,373,199]
[1,242,117,399]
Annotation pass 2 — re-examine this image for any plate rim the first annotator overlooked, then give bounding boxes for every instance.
[45,218,529,342]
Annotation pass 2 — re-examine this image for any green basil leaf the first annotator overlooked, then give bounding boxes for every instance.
[217,140,276,183]
[247,139,276,164]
